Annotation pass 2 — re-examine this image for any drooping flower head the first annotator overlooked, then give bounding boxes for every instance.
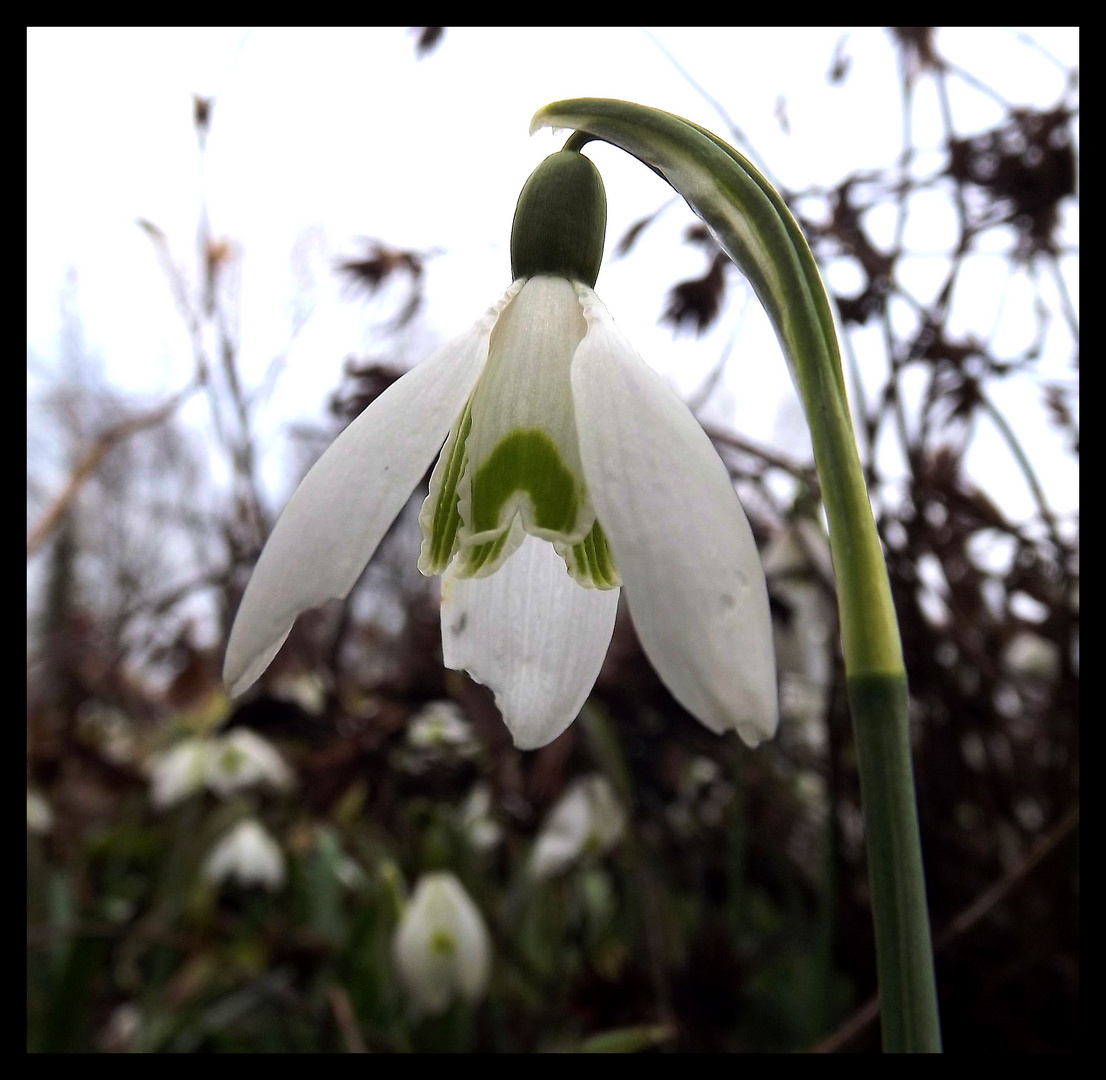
[393,872,491,1016]
[147,729,293,808]
[224,147,777,750]
[203,818,286,892]
[529,774,625,879]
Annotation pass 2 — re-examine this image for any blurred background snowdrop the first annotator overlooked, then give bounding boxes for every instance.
[761,518,837,738]
[391,700,481,777]
[27,789,54,835]
[458,783,502,854]
[406,700,478,756]
[664,755,736,838]
[203,818,286,891]
[529,774,626,879]
[393,872,491,1017]
[148,729,294,808]
[206,729,295,798]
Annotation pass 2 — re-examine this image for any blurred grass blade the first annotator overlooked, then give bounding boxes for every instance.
[578,1023,675,1053]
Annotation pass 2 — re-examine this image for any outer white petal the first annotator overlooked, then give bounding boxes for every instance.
[441,534,619,750]
[571,286,778,746]
[223,284,522,696]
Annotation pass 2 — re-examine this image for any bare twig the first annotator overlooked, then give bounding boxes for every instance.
[703,422,820,495]
[327,984,369,1053]
[27,383,197,558]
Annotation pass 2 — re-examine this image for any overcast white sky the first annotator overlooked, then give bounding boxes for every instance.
[27,27,1078,527]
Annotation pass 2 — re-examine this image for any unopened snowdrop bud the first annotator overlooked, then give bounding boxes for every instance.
[393,872,491,1016]
[204,818,286,891]
[511,150,606,287]
[529,774,625,879]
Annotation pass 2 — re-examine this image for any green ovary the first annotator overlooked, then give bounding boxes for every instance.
[469,429,580,537]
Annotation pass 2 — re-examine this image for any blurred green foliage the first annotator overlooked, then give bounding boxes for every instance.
[27,686,863,1052]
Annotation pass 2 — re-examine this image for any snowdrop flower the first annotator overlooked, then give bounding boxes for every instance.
[406,700,478,754]
[530,774,625,878]
[147,730,293,808]
[148,737,210,809]
[27,788,53,835]
[393,872,491,1016]
[203,818,286,891]
[761,520,836,731]
[205,728,294,798]
[224,149,776,750]
[458,783,503,853]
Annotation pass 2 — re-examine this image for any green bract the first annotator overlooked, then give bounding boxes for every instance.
[510,151,606,288]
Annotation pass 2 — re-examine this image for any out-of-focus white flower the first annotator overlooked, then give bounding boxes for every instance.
[77,703,138,765]
[393,872,491,1016]
[270,671,328,716]
[1003,631,1061,682]
[148,737,210,809]
[97,1002,142,1053]
[529,774,625,878]
[27,789,53,835]
[459,783,503,852]
[205,729,294,798]
[762,521,836,734]
[666,755,735,835]
[406,700,478,754]
[147,730,294,809]
[203,819,286,891]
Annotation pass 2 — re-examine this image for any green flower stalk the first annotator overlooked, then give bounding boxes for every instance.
[528,98,940,1052]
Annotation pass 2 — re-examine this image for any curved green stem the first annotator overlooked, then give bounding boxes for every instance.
[532,98,941,1052]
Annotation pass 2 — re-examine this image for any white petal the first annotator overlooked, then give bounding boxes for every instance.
[571,286,778,746]
[223,284,522,696]
[441,534,619,750]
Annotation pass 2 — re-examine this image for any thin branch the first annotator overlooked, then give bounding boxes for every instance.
[27,383,197,558]
[703,422,820,495]
[327,985,369,1053]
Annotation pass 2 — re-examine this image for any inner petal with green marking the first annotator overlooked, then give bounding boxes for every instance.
[416,276,620,589]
